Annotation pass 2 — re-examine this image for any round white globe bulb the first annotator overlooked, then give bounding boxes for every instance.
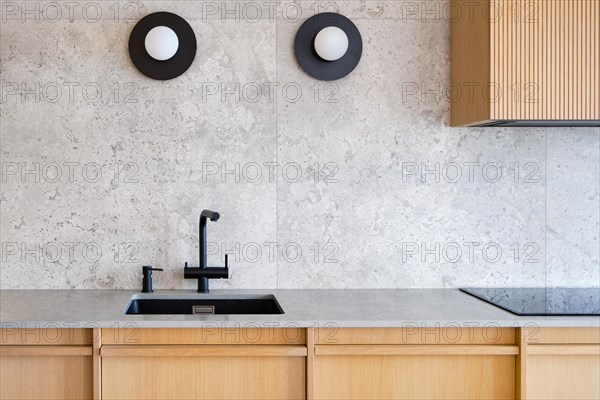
[314,26,349,61]
[145,26,179,61]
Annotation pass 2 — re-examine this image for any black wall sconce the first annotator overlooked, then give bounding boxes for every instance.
[129,12,196,80]
[294,13,362,81]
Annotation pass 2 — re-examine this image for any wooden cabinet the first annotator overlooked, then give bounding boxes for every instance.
[100,328,306,400]
[0,328,94,400]
[2,326,598,399]
[519,328,600,400]
[451,0,599,126]
[311,328,518,399]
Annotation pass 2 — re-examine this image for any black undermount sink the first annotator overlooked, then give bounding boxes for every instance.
[125,294,284,315]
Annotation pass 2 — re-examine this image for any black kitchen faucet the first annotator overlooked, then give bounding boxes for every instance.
[183,210,229,292]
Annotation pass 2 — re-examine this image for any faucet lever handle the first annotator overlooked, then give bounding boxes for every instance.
[143,266,163,274]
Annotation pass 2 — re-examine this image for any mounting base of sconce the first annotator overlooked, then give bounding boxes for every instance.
[294,13,363,81]
[129,12,196,80]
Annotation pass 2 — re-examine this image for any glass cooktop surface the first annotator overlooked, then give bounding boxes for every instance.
[460,287,600,316]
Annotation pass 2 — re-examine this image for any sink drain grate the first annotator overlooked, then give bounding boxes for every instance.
[192,305,215,315]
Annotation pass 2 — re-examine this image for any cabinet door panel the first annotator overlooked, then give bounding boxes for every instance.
[528,354,600,400]
[315,354,515,400]
[102,355,305,400]
[0,354,93,400]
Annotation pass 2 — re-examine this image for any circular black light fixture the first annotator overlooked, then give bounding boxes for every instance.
[129,12,196,80]
[294,13,362,81]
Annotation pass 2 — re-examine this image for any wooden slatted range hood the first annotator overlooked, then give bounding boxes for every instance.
[451,0,599,127]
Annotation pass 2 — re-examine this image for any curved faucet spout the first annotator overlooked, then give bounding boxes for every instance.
[200,210,220,222]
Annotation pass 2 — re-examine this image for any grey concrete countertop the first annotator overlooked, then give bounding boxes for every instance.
[1,289,599,328]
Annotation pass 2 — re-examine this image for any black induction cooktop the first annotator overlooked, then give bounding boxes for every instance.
[460,287,600,316]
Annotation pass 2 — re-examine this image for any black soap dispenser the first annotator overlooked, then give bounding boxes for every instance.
[141,266,163,293]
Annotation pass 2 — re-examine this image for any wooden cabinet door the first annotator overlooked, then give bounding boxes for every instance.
[522,328,600,400]
[312,327,518,399]
[0,346,93,400]
[314,348,516,399]
[527,351,600,400]
[101,345,306,400]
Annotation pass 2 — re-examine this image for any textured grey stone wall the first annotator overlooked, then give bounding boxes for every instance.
[1,1,598,289]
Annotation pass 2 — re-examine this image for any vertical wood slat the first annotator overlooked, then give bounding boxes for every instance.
[516,329,529,400]
[581,0,585,117]
[93,328,101,400]
[551,0,556,119]
[520,0,525,119]
[306,328,315,400]
[592,0,596,118]
[491,0,598,121]
[492,0,496,119]
[543,0,548,119]
[565,0,569,120]
[560,0,564,118]
[509,0,512,118]
[532,0,535,118]
[592,0,595,117]
[575,0,580,119]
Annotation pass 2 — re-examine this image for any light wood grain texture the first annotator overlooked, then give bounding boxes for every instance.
[314,354,516,399]
[451,0,599,125]
[0,345,92,356]
[315,327,516,344]
[101,327,305,345]
[527,344,600,355]
[527,353,600,399]
[315,344,518,356]
[450,0,492,126]
[0,351,93,399]
[516,329,529,400]
[101,344,307,357]
[92,328,101,400]
[521,328,600,399]
[102,354,305,400]
[525,327,600,344]
[496,0,586,120]
[306,328,315,400]
[0,328,92,345]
